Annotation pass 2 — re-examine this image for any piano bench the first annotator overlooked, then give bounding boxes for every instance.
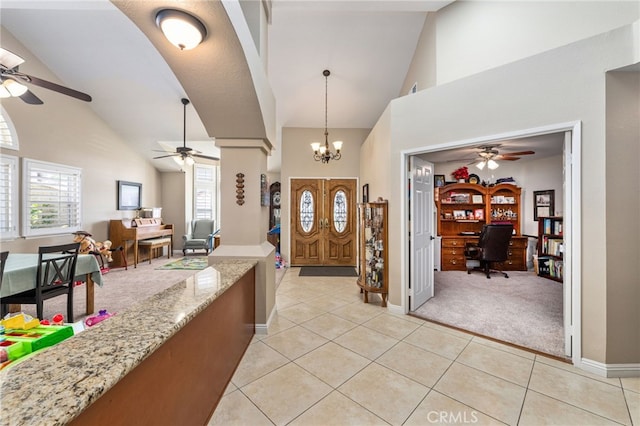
[138,238,172,266]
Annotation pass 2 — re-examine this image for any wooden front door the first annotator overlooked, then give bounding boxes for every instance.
[291,178,357,266]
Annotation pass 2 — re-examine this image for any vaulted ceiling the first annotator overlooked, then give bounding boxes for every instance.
[1,0,561,172]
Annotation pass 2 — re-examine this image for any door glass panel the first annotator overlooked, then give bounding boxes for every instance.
[333,190,347,233]
[300,190,314,232]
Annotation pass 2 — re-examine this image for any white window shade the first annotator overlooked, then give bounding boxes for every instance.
[23,159,82,236]
[193,164,220,223]
[0,107,19,150]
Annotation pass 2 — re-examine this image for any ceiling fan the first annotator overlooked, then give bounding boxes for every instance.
[0,48,92,104]
[470,145,535,170]
[153,98,220,166]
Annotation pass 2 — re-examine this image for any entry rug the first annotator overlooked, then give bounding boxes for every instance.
[156,257,208,270]
[299,266,358,277]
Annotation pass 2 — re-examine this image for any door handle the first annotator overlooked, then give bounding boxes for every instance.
[319,219,323,230]
[324,218,329,229]
[430,235,435,240]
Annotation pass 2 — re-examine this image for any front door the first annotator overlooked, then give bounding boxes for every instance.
[291,178,357,266]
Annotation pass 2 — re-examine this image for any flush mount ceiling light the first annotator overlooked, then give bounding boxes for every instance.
[155,9,207,50]
[311,70,342,164]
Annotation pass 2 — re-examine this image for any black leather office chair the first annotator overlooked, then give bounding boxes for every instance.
[464,224,514,278]
[1,243,80,322]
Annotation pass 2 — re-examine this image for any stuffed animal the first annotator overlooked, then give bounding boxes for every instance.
[73,231,113,262]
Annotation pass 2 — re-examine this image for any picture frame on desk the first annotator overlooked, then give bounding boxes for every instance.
[533,189,554,221]
[117,180,141,211]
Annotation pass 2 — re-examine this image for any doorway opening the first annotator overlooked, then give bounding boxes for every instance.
[402,122,581,363]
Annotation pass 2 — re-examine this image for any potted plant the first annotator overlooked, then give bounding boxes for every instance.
[452,166,469,183]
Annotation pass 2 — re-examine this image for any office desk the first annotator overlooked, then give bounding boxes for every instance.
[1,254,104,315]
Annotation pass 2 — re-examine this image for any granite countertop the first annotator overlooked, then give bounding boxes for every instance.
[0,260,256,426]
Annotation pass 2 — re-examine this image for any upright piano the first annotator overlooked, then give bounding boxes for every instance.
[109,218,174,267]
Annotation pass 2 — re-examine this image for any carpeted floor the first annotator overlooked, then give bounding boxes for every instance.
[411,270,565,357]
[299,266,358,277]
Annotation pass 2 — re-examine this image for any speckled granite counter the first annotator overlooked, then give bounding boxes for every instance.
[0,260,256,426]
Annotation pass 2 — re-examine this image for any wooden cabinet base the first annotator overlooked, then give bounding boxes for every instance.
[70,268,255,426]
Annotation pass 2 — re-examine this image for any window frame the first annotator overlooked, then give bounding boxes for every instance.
[193,163,220,225]
[0,106,19,151]
[0,154,19,240]
[22,158,82,237]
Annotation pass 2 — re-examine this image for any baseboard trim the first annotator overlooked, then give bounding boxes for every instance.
[255,304,277,335]
[386,301,403,315]
[580,358,640,378]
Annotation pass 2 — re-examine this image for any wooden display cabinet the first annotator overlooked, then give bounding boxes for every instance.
[357,200,388,307]
[437,183,526,271]
[537,216,564,281]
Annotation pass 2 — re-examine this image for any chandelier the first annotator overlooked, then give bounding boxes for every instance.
[311,70,342,163]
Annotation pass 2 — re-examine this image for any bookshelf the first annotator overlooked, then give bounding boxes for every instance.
[436,183,526,271]
[537,216,563,282]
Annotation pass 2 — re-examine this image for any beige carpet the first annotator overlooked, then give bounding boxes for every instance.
[412,270,565,357]
[17,258,289,324]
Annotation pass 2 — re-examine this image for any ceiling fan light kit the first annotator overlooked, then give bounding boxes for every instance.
[311,69,342,164]
[156,9,206,50]
[0,79,28,97]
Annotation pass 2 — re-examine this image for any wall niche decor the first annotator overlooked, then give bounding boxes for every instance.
[236,173,245,205]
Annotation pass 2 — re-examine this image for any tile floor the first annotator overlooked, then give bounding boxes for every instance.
[209,267,639,426]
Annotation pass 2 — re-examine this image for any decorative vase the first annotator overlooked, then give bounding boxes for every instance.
[458,179,466,183]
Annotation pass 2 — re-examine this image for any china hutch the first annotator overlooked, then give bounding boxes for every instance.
[436,183,527,271]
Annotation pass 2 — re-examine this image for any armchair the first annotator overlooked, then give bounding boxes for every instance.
[464,224,514,278]
[182,220,217,255]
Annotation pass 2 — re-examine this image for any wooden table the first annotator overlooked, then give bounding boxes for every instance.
[1,253,104,315]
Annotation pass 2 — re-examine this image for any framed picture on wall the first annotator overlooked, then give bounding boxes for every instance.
[362,184,369,203]
[434,174,445,187]
[117,180,142,210]
[533,189,554,221]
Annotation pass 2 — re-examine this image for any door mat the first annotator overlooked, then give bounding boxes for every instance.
[156,257,208,270]
[299,266,358,277]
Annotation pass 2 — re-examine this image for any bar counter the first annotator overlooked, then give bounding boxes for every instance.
[0,259,257,426]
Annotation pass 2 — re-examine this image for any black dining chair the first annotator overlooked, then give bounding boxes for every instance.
[0,243,80,322]
[0,251,8,317]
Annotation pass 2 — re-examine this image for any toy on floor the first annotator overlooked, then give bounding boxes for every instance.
[85,310,115,327]
[73,231,114,262]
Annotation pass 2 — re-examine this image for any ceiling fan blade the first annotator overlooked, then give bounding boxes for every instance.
[19,89,44,105]
[191,153,220,161]
[12,71,92,102]
[499,156,521,161]
[153,154,178,159]
[504,150,535,156]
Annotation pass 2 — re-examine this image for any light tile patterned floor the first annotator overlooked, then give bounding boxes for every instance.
[209,267,639,426]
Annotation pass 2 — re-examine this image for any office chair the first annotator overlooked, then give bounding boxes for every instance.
[0,243,80,322]
[464,224,514,278]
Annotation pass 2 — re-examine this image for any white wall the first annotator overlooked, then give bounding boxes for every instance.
[435,1,640,85]
[361,20,639,363]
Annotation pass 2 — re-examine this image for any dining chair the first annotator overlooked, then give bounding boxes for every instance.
[0,243,80,323]
[0,251,8,317]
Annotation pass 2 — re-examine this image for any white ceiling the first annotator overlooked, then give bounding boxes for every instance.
[0,0,561,172]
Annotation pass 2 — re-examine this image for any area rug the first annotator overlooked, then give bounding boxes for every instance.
[155,257,208,270]
[299,266,358,277]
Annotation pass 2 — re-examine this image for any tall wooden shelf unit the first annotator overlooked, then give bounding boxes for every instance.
[537,216,564,282]
[357,200,388,307]
[436,183,526,271]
